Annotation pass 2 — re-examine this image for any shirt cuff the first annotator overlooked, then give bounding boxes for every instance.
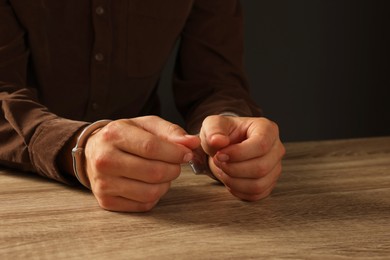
[29,118,89,184]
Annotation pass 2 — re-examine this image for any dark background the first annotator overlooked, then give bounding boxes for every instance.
[158,0,390,142]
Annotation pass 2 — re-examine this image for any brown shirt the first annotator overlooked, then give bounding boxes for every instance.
[0,0,261,184]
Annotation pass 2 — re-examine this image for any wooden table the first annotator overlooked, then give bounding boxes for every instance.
[1,137,390,259]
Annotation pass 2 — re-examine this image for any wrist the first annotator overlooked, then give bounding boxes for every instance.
[71,120,112,189]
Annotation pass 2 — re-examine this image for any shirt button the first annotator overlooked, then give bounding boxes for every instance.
[96,6,105,15]
[92,102,99,111]
[95,53,104,62]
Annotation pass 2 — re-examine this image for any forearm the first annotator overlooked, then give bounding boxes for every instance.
[173,0,262,133]
[0,82,88,182]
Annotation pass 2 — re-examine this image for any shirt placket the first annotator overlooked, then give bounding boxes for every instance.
[87,0,111,120]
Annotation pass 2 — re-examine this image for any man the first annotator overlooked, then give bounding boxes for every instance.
[0,0,285,212]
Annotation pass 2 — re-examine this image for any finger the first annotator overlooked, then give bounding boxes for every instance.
[215,118,281,162]
[92,175,171,204]
[132,116,200,150]
[216,163,282,196]
[98,120,193,164]
[229,181,278,202]
[89,148,182,183]
[94,194,159,212]
[200,115,235,155]
[214,139,285,178]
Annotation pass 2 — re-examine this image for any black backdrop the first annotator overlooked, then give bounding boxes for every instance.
[158,0,390,142]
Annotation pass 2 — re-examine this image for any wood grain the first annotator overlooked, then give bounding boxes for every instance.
[1,137,390,259]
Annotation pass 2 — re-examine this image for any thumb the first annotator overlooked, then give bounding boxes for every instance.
[200,115,233,156]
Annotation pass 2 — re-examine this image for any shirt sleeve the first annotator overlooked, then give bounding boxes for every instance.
[0,1,88,183]
[173,0,263,134]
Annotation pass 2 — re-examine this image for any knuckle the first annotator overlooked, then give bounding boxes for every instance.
[149,165,180,183]
[140,137,158,156]
[92,179,111,196]
[249,191,270,201]
[244,194,262,202]
[145,115,159,121]
[255,161,270,177]
[205,115,219,122]
[259,188,273,199]
[231,190,262,202]
[149,167,165,183]
[261,117,276,129]
[171,165,181,179]
[100,122,118,142]
[136,202,157,212]
[240,187,271,201]
[202,115,222,127]
[251,182,267,195]
[96,195,116,210]
[269,119,279,132]
[252,185,264,197]
[258,137,271,153]
[167,123,183,135]
[93,152,111,171]
[143,186,163,203]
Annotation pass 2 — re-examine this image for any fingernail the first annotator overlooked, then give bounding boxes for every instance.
[183,153,193,163]
[216,153,229,162]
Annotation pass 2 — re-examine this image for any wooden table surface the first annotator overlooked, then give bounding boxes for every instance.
[1,137,390,259]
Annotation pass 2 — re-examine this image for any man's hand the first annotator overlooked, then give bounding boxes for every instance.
[200,115,285,201]
[84,116,200,212]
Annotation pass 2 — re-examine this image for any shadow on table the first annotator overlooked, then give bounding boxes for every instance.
[0,166,90,195]
[142,177,390,233]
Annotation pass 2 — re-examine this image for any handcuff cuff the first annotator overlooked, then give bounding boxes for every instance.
[71,120,112,189]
